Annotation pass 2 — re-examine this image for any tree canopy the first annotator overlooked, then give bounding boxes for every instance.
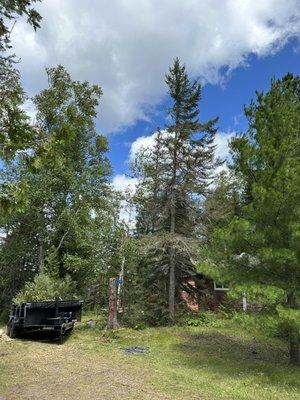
[199,74,300,365]
[0,65,122,308]
[133,58,220,322]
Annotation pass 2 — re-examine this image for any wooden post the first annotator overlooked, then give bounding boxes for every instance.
[107,277,119,330]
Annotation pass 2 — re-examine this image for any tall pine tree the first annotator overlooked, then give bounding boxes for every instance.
[199,74,300,365]
[134,58,219,322]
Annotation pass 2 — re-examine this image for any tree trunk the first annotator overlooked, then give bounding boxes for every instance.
[287,292,300,366]
[107,277,119,330]
[169,245,175,323]
[38,236,44,274]
[169,193,176,323]
[289,329,300,366]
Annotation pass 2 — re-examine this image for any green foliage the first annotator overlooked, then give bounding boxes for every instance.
[199,74,300,364]
[13,273,78,304]
[199,74,300,295]
[185,312,221,327]
[231,310,300,342]
[276,305,300,338]
[200,74,300,293]
[121,306,149,330]
[232,312,281,338]
[184,309,237,327]
[0,1,41,160]
[0,58,34,160]
[132,59,220,322]
[0,65,122,308]
[228,284,285,308]
[0,0,42,53]
[200,171,241,239]
[118,237,171,326]
[0,308,9,324]
[134,59,219,237]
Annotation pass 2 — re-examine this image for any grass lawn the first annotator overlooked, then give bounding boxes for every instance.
[0,314,299,399]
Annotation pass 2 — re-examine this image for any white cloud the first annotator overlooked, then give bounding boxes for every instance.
[21,99,37,124]
[111,174,138,229]
[214,131,236,161]
[129,131,158,162]
[111,174,138,194]
[0,229,7,244]
[128,130,236,182]
[129,130,235,164]
[10,0,300,132]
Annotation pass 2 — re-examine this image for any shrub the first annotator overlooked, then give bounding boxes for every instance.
[228,285,285,310]
[232,311,280,338]
[13,273,78,304]
[185,312,221,327]
[0,309,9,324]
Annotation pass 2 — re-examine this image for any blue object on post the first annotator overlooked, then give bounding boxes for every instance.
[114,278,123,286]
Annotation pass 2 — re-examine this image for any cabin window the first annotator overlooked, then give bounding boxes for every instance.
[213,282,229,291]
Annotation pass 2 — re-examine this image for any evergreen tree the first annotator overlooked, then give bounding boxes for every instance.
[200,171,241,240]
[199,74,300,365]
[134,59,219,322]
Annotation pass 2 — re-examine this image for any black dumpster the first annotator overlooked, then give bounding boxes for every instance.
[7,300,83,340]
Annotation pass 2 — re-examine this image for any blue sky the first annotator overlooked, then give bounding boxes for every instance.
[108,38,300,178]
[9,1,300,191]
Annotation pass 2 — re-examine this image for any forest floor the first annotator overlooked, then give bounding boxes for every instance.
[0,314,299,400]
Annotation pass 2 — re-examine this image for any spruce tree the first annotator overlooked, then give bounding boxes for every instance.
[134,58,219,322]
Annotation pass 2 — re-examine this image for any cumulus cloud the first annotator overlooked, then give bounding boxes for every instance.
[10,0,300,132]
[129,130,235,164]
[111,174,138,194]
[113,130,235,224]
[111,174,138,229]
[129,130,168,162]
[214,131,236,161]
[21,99,37,124]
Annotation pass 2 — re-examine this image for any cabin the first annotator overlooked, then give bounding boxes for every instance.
[180,273,230,312]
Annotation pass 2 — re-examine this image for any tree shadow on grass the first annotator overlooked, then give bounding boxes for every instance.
[172,330,300,391]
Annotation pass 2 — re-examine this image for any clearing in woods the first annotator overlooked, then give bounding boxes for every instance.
[0,316,299,400]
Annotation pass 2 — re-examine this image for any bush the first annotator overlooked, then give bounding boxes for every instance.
[13,273,78,304]
[0,309,9,324]
[232,311,280,338]
[276,305,300,340]
[185,312,221,327]
[121,305,151,329]
[228,285,285,310]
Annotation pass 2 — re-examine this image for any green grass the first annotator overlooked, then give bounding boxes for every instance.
[0,313,299,399]
[69,313,300,399]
